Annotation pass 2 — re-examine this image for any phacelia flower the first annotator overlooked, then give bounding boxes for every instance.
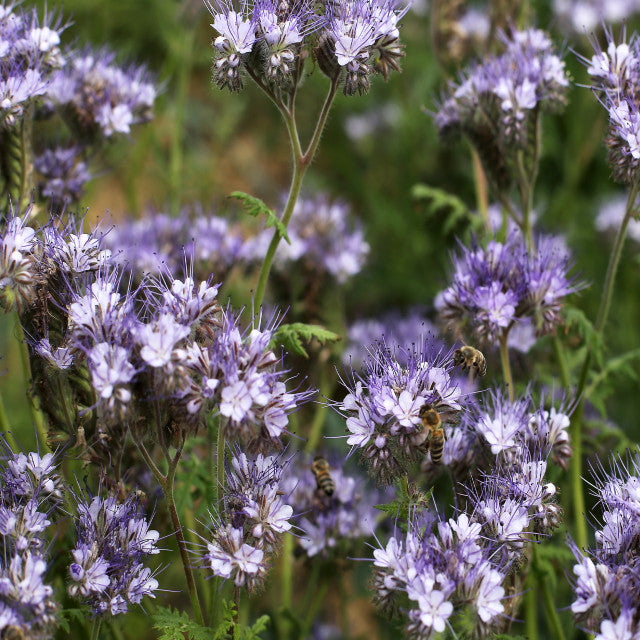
[34,145,91,210]
[68,488,160,616]
[438,233,579,346]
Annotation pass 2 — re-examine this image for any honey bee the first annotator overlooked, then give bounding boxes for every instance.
[311,456,335,496]
[453,345,487,378]
[1,626,27,640]
[419,404,445,464]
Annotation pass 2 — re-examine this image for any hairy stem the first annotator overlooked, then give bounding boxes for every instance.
[499,332,514,402]
[216,422,225,505]
[254,79,338,308]
[531,543,567,640]
[15,317,49,450]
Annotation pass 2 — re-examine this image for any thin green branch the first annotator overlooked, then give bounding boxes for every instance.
[499,332,514,402]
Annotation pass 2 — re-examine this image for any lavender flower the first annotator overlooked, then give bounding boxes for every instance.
[245,193,369,285]
[280,455,387,558]
[0,4,64,127]
[68,488,160,616]
[47,47,156,141]
[435,28,568,197]
[372,507,509,638]
[34,145,91,209]
[579,26,640,183]
[342,307,436,369]
[438,233,579,347]
[0,445,61,636]
[554,0,640,34]
[175,310,313,449]
[568,452,640,636]
[206,0,406,94]
[198,448,293,590]
[103,207,247,280]
[334,336,471,484]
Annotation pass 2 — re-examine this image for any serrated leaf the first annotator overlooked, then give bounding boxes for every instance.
[585,348,640,400]
[152,606,214,640]
[270,323,341,358]
[57,608,85,633]
[235,615,270,640]
[411,183,470,235]
[375,481,433,525]
[229,191,290,244]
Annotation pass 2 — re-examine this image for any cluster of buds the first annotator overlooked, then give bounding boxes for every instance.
[206,0,408,95]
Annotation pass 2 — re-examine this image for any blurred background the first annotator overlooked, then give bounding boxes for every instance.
[3,0,640,637]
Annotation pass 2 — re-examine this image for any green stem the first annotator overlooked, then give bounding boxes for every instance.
[499,332,514,402]
[300,582,330,640]
[0,390,15,448]
[305,368,333,454]
[553,334,571,389]
[570,178,640,550]
[525,586,538,640]
[531,543,567,640]
[15,316,49,450]
[253,79,339,309]
[471,147,490,234]
[165,445,206,626]
[281,533,293,613]
[135,438,205,626]
[89,618,102,640]
[217,423,225,505]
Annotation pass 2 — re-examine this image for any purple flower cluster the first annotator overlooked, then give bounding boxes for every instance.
[372,508,508,639]
[175,310,312,450]
[438,233,578,347]
[581,27,640,184]
[435,28,568,195]
[47,47,156,140]
[68,489,160,616]
[0,446,61,636]
[199,449,293,590]
[553,0,640,35]
[4,211,311,459]
[103,207,247,280]
[569,453,640,638]
[206,0,407,94]
[0,3,64,127]
[34,145,91,210]
[342,307,436,369]
[0,209,38,313]
[335,337,470,484]
[280,455,386,558]
[247,194,369,285]
[595,194,640,243]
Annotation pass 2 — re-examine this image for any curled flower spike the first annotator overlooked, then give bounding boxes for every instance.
[568,452,640,636]
[334,336,471,484]
[372,507,509,639]
[438,233,580,347]
[68,487,160,616]
[196,448,294,591]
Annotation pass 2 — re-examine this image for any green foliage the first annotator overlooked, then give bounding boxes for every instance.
[563,305,605,367]
[229,191,290,244]
[173,436,211,516]
[375,476,433,530]
[411,183,474,236]
[490,635,528,640]
[56,608,86,633]
[152,604,270,640]
[269,322,341,358]
[586,348,640,416]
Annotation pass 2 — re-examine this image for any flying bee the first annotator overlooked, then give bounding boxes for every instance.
[311,456,335,496]
[419,404,446,464]
[453,345,487,378]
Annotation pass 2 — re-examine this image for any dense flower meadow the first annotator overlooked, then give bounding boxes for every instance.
[1,0,640,638]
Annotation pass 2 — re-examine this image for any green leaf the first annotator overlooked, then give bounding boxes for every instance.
[152,606,215,640]
[269,323,341,358]
[411,183,470,235]
[234,615,270,640]
[229,191,290,244]
[57,608,86,633]
[375,478,433,528]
